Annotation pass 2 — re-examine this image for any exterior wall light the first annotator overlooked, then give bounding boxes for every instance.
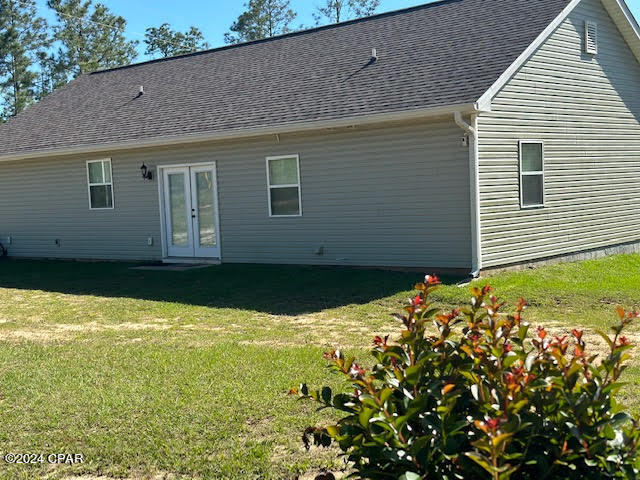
[140,163,153,180]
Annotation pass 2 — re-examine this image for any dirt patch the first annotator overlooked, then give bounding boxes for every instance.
[237,339,368,349]
[56,321,172,332]
[544,323,640,360]
[0,316,260,344]
[262,313,397,344]
[0,329,61,342]
[244,415,275,438]
[238,339,300,347]
[179,324,226,332]
[297,471,347,480]
[63,474,172,480]
[0,320,174,343]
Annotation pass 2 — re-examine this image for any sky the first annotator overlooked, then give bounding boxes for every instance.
[27,0,453,61]
[33,0,640,62]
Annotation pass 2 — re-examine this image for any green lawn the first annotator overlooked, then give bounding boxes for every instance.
[0,255,639,479]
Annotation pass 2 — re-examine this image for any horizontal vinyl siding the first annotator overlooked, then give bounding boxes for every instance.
[0,155,159,260]
[0,118,472,268]
[478,0,640,267]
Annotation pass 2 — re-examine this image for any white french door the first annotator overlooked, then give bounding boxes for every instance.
[163,163,220,258]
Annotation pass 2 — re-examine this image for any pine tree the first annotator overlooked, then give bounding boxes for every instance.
[35,51,67,99]
[313,0,379,24]
[0,0,49,119]
[47,0,138,79]
[224,0,296,44]
[144,24,209,58]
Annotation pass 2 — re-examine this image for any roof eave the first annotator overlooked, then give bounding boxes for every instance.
[0,102,478,163]
[600,0,640,63]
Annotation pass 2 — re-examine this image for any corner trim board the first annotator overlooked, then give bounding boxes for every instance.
[454,112,482,276]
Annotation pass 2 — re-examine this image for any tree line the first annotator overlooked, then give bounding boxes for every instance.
[0,0,379,121]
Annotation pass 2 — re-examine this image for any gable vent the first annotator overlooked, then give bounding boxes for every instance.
[585,21,598,54]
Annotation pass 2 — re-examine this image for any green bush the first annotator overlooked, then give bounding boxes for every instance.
[292,276,640,479]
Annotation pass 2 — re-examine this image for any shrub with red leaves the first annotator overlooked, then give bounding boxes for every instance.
[292,276,640,479]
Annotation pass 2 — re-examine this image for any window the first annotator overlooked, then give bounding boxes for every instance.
[519,141,545,208]
[86,159,114,209]
[266,155,302,216]
[585,21,598,54]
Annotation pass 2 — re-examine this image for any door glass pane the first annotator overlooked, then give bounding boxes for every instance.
[522,174,544,206]
[90,185,112,208]
[269,158,298,185]
[270,187,300,215]
[168,173,188,246]
[196,171,216,247]
[88,161,104,183]
[522,143,543,172]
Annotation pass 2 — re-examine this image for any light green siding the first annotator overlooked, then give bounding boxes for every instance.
[0,119,472,268]
[477,0,640,267]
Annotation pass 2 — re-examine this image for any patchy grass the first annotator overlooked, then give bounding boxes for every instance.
[434,253,640,330]
[0,255,639,479]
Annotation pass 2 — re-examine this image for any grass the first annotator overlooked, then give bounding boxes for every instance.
[0,255,639,479]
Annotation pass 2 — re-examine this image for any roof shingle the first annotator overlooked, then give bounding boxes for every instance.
[0,0,569,157]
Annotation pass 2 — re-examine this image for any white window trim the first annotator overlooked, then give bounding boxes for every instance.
[86,159,114,210]
[519,141,545,209]
[265,154,302,217]
[585,20,598,54]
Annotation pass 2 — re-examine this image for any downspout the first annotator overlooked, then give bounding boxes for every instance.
[454,111,482,278]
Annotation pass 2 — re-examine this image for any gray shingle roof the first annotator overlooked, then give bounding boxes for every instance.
[0,0,569,157]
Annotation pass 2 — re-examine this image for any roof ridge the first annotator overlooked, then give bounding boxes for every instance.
[90,0,456,75]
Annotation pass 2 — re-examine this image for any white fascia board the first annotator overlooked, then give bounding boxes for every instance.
[601,0,640,64]
[0,103,476,163]
[616,0,640,39]
[476,0,583,108]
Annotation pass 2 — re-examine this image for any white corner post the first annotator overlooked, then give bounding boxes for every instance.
[454,111,482,277]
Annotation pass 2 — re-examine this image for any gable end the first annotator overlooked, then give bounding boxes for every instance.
[477,0,640,110]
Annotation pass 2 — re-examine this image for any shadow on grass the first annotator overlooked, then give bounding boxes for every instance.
[0,259,467,315]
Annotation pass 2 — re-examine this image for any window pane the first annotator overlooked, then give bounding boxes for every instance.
[522,174,544,206]
[522,143,543,172]
[270,187,300,215]
[88,161,104,184]
[269,158,298,185]
[168,173,188,246]
[90,185,113,208]
[196,171,216,247]
[103,161,112,183]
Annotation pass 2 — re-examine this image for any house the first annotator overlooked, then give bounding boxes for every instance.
[0,0,639,275]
